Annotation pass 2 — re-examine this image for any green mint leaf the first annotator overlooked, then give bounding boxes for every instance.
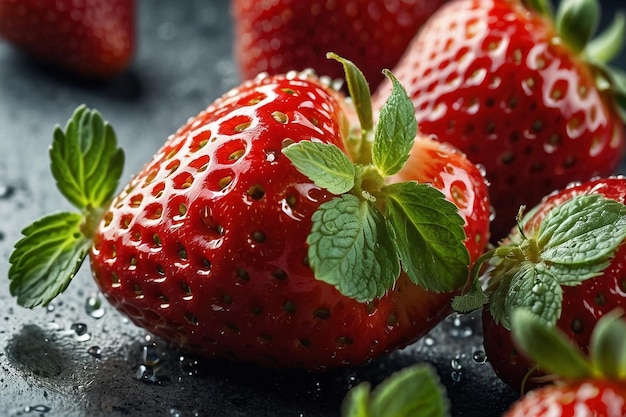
[307,194,400,302]
[327,52,373,132]
[451,274,488,314]
[369,364,450,417]
[585,12,625,63]
[539,194,626,266]
[385,182,469,293]
[283,141,355,195]
[590,309,626,379]
[556,0,599,54]
[372,70,417,177]
[341,382,371,417]
[8,212,92,308]
[511,308,593,379]
[503,263,563,328]
[50,105,125,210]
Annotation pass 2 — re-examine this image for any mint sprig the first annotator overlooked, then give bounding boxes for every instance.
[9,105,124,308]
[458,193,626,327]
[341,364,450,417]
[283,55,470,302]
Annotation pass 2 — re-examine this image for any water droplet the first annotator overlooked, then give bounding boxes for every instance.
[23,404,52,414]
[179,355,205,377]
[532,282,546,294]
[87,346,102,359]
[450,318,473,338]
[45,304,55,314]
[451,357,463,370]
[168,408,182,417]
[451,370,463,383]
[472,350,487,364]
[70,323,91,342]
[85,293,105,319]
[134,364,170,385]
[0,184,15,199]
[423,336,436,346]
[531,301,544,314]
[142,342,161,366]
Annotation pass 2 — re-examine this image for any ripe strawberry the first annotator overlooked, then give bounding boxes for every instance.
[464,177,626,391]
[0,0,135,79]
[8,57,490,370]
[372,0,626,241]
[232,0,447,91]
[503,309,626,417]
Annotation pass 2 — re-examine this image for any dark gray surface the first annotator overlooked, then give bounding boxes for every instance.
[0,1,624,416]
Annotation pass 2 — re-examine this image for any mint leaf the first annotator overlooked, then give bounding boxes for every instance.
[282,142,355,195]
[385,182,469,293]
[341,383,371,417]
[504,263,563,328]
[307,194,400,302]
[50,105,125,210]
[372,70,417,177]
[369,365,450,417]
[590,309,626,379]
[327,52,373,132]
[341,365,450,417]
[539,194,626,265]
[9,212,92,308]
[511,308,593,379]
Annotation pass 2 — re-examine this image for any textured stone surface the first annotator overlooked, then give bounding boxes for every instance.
[0,1,623,416]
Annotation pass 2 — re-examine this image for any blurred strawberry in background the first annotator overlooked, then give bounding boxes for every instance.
[232,0,447,90]
[0,0,135,80]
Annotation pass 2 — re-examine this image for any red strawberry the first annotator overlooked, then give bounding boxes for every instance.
[503,309,626,417]
[8,57,490,369]
[464,177,626,391]
[0,0,135,79]
[372,0,626,241]
[232,0,447,91]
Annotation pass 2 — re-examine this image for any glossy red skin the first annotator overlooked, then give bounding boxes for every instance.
[372,0,626,241]
[89,73,487,370]
[483,177,626,391]
[232,0,447,91]
[504,379,626,417]
[389,135,491,264]
[0,0,134,79]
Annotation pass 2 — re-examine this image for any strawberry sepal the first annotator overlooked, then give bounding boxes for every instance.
[8,105,125,308]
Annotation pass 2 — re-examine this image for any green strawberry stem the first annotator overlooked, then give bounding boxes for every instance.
[511,308,626,381]
[284,54,470,303]
[9,105,125,307]
[341,364,450,417]
[453,194,626,329]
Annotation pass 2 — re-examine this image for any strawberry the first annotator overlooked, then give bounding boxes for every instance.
[372,0,626,241]
[454,177,626,391]
[503,309,626,417]
[8,56,490,370]
[232,0,447,91]
[0,0,135,79]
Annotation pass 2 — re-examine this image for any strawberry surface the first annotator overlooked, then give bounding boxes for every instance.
[372,0,626,241]
[0,0,135,79]
[480,177,626,390]
[503,380,626,417]
[232,0,446,90]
